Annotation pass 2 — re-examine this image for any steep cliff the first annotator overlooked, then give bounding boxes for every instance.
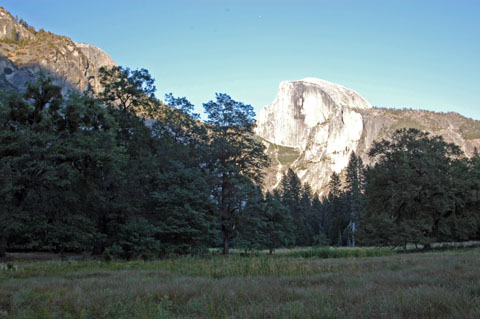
[256,78,480,195]
[0,6,115,94]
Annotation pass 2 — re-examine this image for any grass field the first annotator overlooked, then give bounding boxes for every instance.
[1,248,479,318]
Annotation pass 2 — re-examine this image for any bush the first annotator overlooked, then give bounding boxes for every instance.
[110,218,161,260]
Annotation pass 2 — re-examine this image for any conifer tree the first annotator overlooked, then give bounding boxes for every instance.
[259,192,294,253]
[278,169,304,245]
[344,152,365,246]
[324,171,349,245]
[203,93,268,254]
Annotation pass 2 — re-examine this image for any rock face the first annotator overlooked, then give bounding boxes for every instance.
[256,78,371,150]
[0,6,115,94]
[256,78,372,194]
[0,8,35,42]
[257,78,480,196]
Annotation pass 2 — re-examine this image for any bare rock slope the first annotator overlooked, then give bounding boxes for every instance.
[256,78,480,195]
[0,6,115,94]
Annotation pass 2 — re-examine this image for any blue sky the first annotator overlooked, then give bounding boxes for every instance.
[2,0,479,120]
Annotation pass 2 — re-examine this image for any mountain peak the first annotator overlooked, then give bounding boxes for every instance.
[256,78,369,149]
[297,77,372,110]
[256,78,369,193]
[257,78,480,195]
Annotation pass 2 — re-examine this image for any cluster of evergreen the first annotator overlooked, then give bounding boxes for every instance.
[1,66,479,258]
[315,131,480,248]
[0,67,293,258]
[273,130,480,249]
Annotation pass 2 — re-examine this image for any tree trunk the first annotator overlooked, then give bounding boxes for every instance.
[92,244,104,256]
[221,223,230,255]
[92,214,106,255]
[0,230,6,258]
[351,222,356,247]
[223,235,229,255]
[337,230,343,246]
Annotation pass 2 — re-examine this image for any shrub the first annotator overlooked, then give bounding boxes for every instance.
[110,218,161,260]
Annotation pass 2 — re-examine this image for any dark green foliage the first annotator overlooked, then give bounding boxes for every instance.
[2,67,478,258]
[203,93,269,254]
[310,196,329,246]
[324,172,349,246]
[260,192,295,253]
[0,75,123,254]
[237,191,294,253]
[278,169,302,244]
[111,217,161,260]
[344,152,365,247]
[277,169,324,247]
[151,161,216,255]
[359,128,479,247]
[0,68,278,258]
[98,66,156,114]
[470,148,480,229]
[286,131,479,248]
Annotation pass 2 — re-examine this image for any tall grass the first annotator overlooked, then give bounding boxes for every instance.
[284,246,396,258]
[1,255,335,279]
[1,248,479,318]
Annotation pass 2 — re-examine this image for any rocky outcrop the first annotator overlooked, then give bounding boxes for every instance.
[256,78,372,194]
[256,78,480,196]
[256,78,371,150]
[0,6,115,95]
[0,8,35,42]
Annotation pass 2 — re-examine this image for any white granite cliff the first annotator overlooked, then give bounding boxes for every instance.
[256,78,371,194]
[256,78,480,195]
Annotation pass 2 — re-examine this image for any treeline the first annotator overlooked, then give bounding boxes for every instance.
[1,67,479,258]
[282,128,480,249]
[236,126,480,251]
[0,67,281,258]
[359,129,480,247]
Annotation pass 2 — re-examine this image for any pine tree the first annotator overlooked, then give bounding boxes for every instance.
[297,184,315,246]
[325,171,349,245]
[259,192,294,253]
[309,195,329,246]
[344,152,365,246]
[278,169,304,246]
[203,93,268,254]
